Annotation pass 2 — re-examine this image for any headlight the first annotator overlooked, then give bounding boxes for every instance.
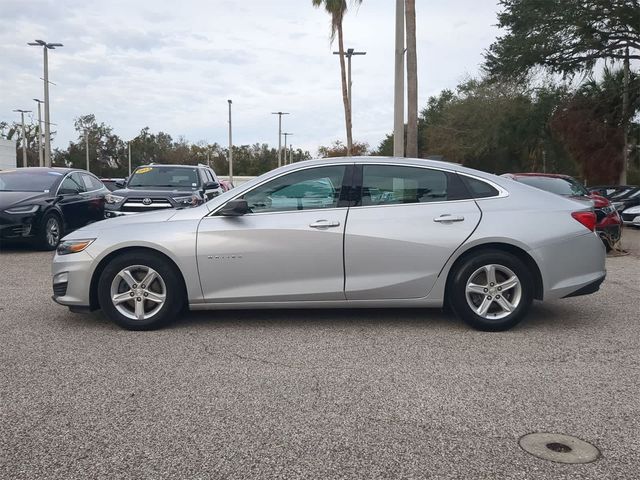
[56,239,95,255]
[623,205,640,214]
[174,194,202,207]
[612,201,625,211]
[105,193,125,204]
[4,204,39,214]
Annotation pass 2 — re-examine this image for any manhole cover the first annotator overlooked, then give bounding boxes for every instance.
[519,433,600,464]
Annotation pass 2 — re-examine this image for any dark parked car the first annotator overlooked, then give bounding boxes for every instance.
[502,173,622,250]
[587,185,637,199]
[104,164,223,217]
[608,186,640,213]
[0,167,107,250]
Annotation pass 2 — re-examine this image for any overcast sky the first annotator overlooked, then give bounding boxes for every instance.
[1,0,501,155]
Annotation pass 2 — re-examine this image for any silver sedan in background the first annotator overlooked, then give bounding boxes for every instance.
[52,157,606,331]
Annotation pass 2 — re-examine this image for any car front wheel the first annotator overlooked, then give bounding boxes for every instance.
[97,251,184,330]
[449,250,534,331]
[36,212,62,250]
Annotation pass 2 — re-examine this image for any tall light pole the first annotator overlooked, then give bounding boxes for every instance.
[283,133,293,165]
[28,39,63,167]
[393,0,405,157]
[271,111,289,167]
[128,141,132,176]
[84,128,90,172]
[33,99,44,166]
[228,99,234,184]
[333,48,366,112]
[13,109,31,168]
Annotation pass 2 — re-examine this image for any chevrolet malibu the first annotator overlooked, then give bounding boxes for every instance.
[52,157,606,331]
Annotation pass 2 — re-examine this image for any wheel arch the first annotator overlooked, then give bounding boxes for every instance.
[89,246,188,311]
[444,242,544,302]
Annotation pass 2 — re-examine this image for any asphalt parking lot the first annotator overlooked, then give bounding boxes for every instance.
[1,229,639,479]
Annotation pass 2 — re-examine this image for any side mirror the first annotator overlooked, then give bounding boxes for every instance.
[204,181,219,190]
[115,180,125,188]
[219,199,249,216]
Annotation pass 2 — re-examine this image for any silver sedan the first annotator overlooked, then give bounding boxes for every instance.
[52,157,606,331]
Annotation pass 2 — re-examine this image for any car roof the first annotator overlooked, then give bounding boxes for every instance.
[136,164,207,169]
[0,167,76,174]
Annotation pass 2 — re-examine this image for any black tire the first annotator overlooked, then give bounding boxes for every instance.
[97,251,184,330]
[448,250,534,332]
[36,212,62,251]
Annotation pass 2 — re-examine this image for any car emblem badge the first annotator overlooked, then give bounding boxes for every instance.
[142,198,152,205]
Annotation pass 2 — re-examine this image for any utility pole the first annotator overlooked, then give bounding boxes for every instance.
[228,99,234,184]
[393,0,405,157]
[128,141,132,176]
[621,46,630,185]
[33,99,44,166]
[333,48,366,120]
[13,109,31,168]
[84,129,90,172]
[28,40,63,167]
[271,111,290,167]
[283,133,293,165]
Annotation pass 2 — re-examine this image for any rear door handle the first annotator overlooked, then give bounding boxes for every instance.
[433,214,465,223]
[309,220,341,229]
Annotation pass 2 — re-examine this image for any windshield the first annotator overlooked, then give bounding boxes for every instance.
[516,176,589,196]
[610,187,638,199]
[127,166,200,189]
[0,170,62,192]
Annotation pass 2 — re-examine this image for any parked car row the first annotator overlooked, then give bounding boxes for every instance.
[588,184,640,228]
[0,164,229,250]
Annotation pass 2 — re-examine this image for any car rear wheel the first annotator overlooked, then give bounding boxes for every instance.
[36,213,62,250]
[97,251,184,330]
[449,250,534,331]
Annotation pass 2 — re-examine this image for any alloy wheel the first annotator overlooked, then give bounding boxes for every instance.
[110,265,167,321]
[465,264,522,320]
[46,217,60,247]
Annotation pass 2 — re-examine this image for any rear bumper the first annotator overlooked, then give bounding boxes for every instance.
[531,232,606,301]
[562,273,606,298]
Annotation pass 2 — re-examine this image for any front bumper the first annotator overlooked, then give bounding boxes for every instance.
[0,213,38,241]
[51,250,95,309]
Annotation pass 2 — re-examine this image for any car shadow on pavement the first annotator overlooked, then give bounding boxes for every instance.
[172,307,462,331]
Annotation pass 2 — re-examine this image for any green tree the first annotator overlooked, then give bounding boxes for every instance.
[318,140,369,157]
[312,0,362,156]
[485,0,640,78]
[551,67,640,184]
[484,0,640,182]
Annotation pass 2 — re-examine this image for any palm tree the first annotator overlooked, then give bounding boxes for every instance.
[405,0,418,157]
[312,0,362,156]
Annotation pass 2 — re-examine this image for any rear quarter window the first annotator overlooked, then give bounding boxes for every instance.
[461,176,500,198]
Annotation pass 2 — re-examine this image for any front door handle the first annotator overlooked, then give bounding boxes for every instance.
[309,220,341,229]
[433,214,465,223]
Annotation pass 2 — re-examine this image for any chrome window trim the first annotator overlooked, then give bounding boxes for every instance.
[206,161,509,217]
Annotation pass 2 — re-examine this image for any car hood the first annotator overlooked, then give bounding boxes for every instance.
[0,191,50,210]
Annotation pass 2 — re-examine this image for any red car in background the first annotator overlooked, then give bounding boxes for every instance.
[502,173,622,250]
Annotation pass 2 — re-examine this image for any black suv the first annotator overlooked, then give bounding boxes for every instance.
[105,164,223,217]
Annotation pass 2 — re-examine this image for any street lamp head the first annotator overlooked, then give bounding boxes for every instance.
[228,99,232,104]
[13,109,32,113]
[33,98,44,103]
[28,40,63,49]
[47,43,63,48]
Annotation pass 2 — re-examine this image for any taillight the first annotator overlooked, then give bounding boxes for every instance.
[571,211,597,232]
